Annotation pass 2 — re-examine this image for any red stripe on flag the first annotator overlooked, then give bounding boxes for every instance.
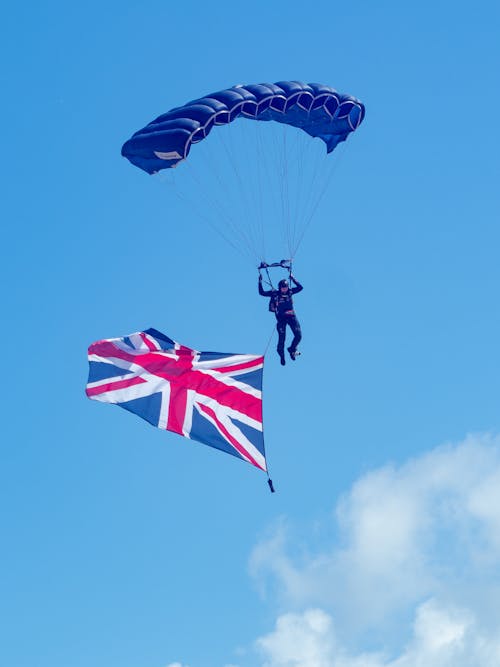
[212,356,264,375]
[140,332,160,351]
[86,375,146,397]
[197,403,265,471]
[166,385,188,435]
[89,341,262,423]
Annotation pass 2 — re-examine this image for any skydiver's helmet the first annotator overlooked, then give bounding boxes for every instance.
[278,279,289,290]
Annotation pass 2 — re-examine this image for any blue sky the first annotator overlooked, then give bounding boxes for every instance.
[1,1,500,666]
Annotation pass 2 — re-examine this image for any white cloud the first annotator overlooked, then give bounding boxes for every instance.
[165,434,500,667]
[250,433,500,652]
[257,609,336,667]
[256,600,500,667]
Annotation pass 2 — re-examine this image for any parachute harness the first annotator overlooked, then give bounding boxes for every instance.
[259,259,293,358]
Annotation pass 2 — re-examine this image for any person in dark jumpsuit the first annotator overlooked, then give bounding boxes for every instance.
[258,274,303,365]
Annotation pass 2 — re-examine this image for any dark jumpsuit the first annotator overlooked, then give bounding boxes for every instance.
[259,277,303,359]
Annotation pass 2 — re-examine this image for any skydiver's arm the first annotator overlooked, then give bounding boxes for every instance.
[258,276,273,297]
[290,275,303,294]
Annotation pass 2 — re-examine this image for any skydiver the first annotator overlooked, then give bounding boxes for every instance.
[258,272,303,366]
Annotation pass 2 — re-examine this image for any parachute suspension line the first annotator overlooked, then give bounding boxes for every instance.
[157,170,250,261]
[222,119,312,267]
[264,264,274,289]
[290,141,321,255]
[254,121,270,262]
[288,129,313,258]
[268,125,284,257]
[246,120,277,263]
[260,122,286,262]
[234,119,267,262]
[235,120,261,260]
[163,163,244,257]
[293,140,350,256]
[279,126,292,258]
[217,122,263,262]
[197,130,270,261]
[262,321,276,356]
[305,129,336,215]
[166,129,254,262]
[290,129,315,257]
[188,137,245,244]
[159,114,351,267]
[290,130,304,257]
[280,127,292,257]
[286,124,327,258]
[220,122,257,256]
[182,133,259,262]
[281,127,298,257]
[275,125,320,261]
[250,122,265,261]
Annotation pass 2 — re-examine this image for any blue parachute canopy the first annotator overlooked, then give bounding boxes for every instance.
[121,81,365,174]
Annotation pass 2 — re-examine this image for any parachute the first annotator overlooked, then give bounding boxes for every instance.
[121,81,365,264]
[122,81,365,174]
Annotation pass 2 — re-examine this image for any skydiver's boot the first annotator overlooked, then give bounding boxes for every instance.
[278,350,286,366]
[287,346,299,360]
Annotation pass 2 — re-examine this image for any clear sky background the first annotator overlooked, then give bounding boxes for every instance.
[1,1,500,666]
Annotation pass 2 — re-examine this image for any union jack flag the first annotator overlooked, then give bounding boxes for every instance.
[86,328,267,472]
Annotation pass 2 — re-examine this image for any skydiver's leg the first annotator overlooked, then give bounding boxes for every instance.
[288,316,302,358]
[276,319,286,365]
